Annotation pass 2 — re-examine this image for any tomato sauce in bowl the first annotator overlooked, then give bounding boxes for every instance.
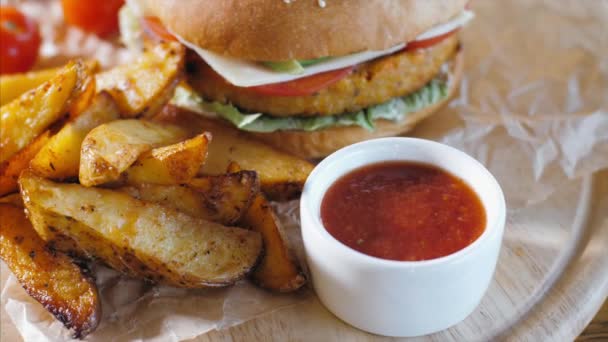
[320,161,486,261]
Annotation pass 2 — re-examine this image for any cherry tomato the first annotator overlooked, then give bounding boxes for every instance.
[247,66,355,97]
[61,0,124,37]
[0,6,41,75]
[141,16,176,42]
[404,29,459,52]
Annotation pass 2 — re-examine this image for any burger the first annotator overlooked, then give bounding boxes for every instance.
[120,0,473,158]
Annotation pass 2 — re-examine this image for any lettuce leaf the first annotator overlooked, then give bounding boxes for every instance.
[171,78,448,133]
[262,57,332,74]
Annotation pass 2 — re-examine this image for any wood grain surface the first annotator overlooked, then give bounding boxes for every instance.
[1,274,606,341]
[578,300,608,341]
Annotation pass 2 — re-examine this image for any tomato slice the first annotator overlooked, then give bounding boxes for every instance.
[404,29,459,52]
[0,6,41,75]
[247,66,355,97]
[61,0,124,37]
[141,16,177,43]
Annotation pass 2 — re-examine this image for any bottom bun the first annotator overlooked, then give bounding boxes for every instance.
[248,49,464,159]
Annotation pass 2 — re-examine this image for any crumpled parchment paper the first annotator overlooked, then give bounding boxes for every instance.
[1,0,607,341]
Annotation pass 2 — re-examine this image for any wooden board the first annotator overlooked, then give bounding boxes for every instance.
[1,1,607,341]
[578,300,608,341]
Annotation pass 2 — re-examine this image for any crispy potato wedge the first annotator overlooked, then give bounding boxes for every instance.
[79,119,188,186]
[121,171,258,225]
[229,162,306,292]
[0,204,100,338]
[242,194,306,292]
[0,131,51,196]
[124,133,210,185]
[118,171,260,225]
[19,173,263,287]
[155,107,314,200]
[96,42,184,118]
[0,61,99,107]
[30,92,121,180]
[0,193,23,207]
[24,202,139,276]
[0,60,92,164]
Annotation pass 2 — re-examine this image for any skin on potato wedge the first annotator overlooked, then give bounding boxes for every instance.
[121,170,259,225]
[24,202,142,277]
[0,60,93,164]
[96,42,184,118]
[228,162,306,292]
[0,193,24,207]
[19,172,263,287]
[79,119,188,187]
[0,131,51,196]
[30,92,121,180]
[124,133,211,185]
[0,60,99,107]
[0,204,101,338]
[242,194,306,292]
[154,106,314,201]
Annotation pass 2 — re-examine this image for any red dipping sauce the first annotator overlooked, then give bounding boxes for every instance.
[320,161,486,261]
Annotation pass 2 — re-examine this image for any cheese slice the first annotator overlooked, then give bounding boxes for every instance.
[417,10,475,40]
[175,10,474,88]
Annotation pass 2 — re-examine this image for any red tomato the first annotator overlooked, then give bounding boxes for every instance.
[404,29,459,52]
[247,66,355,97]
[0,6,41,75]
[141,16,176,42]
[61,0,124,37]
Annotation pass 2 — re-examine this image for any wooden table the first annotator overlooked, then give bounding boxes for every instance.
[0,290,606,341]
[578,300,608,340]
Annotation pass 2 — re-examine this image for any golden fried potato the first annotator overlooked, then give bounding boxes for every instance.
[30,92,120,180]
[243,194,306,292]
[0,60,99,107]
[24,202,138,275]
[228,162,306,292]
[0,60,92,164]
[154,107,314,200]
[79,119,188,186]
[0,131,50,196]
[121,171,258,225]
[96,42,184,118]
[0,204,100,338]
[124,133,210,185]
[19,173,263,287]
[0,193,23,207]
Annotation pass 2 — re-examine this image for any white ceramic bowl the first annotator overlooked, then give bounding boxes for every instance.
[300,137,506,337]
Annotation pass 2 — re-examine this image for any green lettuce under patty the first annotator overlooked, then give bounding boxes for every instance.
[171,77,448,133]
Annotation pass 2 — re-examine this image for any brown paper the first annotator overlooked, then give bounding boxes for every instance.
[1,0,607,340]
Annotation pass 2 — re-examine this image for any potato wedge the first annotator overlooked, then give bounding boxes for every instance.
[124,133,210,185]
[154,107,314,200]
[24,202,140,276]
[242,194,306,292]
[96,42,184,118]
[0,204,100,338]
[0,131,51,196]
[79,119,188,186]
[121,171,260,225]
[0,60,92,164]
[30,92,121,180]
[228,162,306,292]
[0,60,99,107]
[0,193,23,207]
[19,173,263,287]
